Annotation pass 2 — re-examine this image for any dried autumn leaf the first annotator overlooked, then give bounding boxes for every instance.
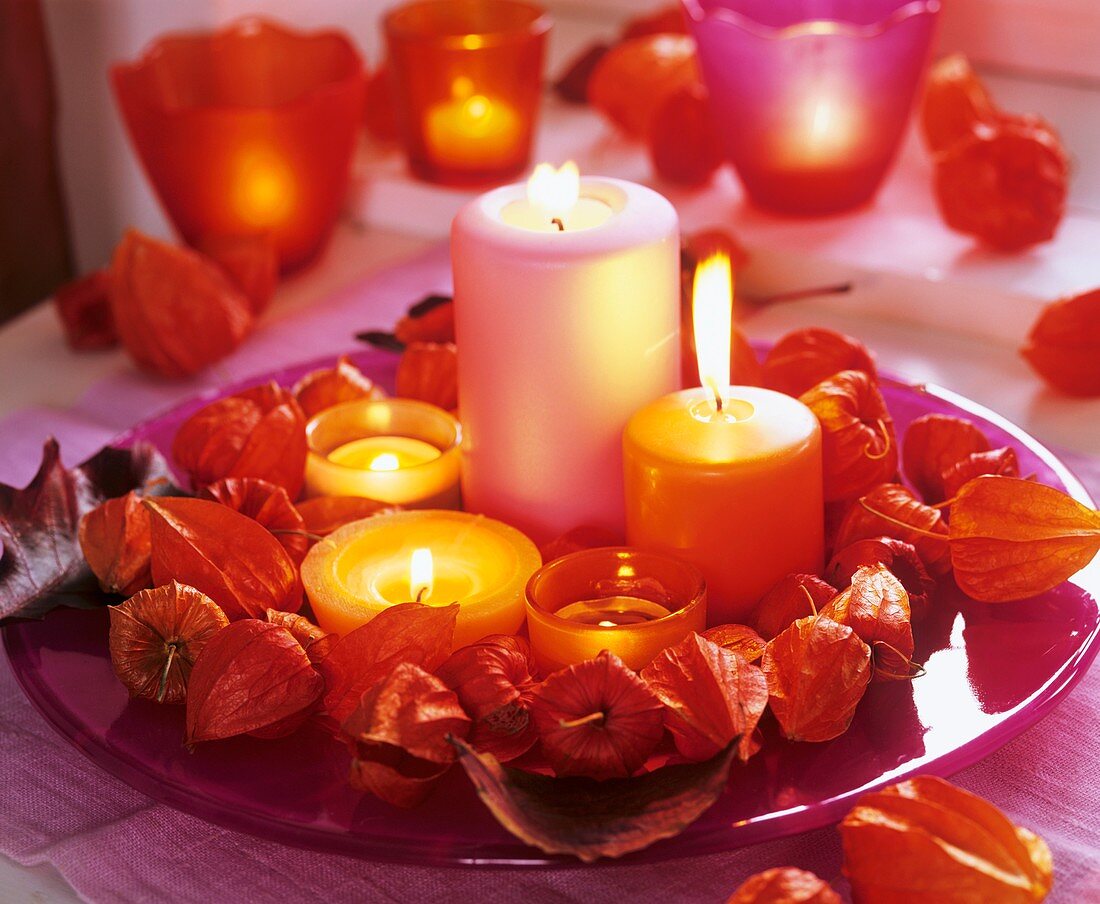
[79,491,152,596]
[453,736,737,863]
[109,581,229,704]
[436,634,538,762]
[949,475,1100,602]
[109,229,253,378]
[841,775,1052,902]
[800,370,897,502]
[292,355,384,419]
[394,341,458,411]
[296,496,396,536]
[185,619,323,744]
[539,525,624,564]
[762,614,872,743]
[942,447,1020,500]
[0,439,173,624]
[823,565,914,681]
[1021,288,1100,397]
[172,381,308,498]
[920,54,999,156]
[199,477,308,565]
[826,537,936,622]
[394,295,456,346]
[264,608,333,664]
[528,650,665,780]
[319,602,459,725]
[342,661,471,808]
[53,269,116,350]
[903,413,991,503]
[753,573,836,640]
[835,483,951,576]
[145,496,302,620]
[725,867,841,904]
[700,624,766,663]
[641,633,768,762]
[197,233,278,316]
[764,328,877,398]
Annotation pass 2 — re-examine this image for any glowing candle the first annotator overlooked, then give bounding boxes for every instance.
[327,436,441,471]
[623,253,825,625]
[452,164,680,543]
[424,81,523,172]
[301,510,541,648]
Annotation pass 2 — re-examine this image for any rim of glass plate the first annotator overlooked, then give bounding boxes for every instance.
[681,0,941,40]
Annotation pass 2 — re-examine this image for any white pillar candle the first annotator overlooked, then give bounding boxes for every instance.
[451,165,680,543]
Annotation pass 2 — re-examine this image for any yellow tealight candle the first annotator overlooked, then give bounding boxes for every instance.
[424,90,522,171]
[554,597,674,627]
[328,436,441,471]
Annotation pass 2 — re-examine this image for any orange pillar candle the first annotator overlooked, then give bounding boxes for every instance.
[623,253,824,625]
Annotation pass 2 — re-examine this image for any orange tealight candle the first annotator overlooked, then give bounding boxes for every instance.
[623,253,824,625]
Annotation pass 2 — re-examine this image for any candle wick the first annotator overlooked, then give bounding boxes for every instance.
[415,586,428,603]
[551,217,565,232]
[715,394,724,413]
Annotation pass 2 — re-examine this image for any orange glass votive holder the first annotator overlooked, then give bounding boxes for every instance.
[384,0,551,185]
[525,547,707,675]
[111,19,366,271]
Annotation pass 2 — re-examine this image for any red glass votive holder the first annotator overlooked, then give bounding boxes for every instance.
[111,19,366,271]
[384,0,550,185]
[525,547,707,675]
[683,0,940,214]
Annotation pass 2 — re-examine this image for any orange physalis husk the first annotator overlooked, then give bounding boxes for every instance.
[264,608,334,665]
[539,525,624,564]
[196,233,278,316]
[436,635,538,763]
[648,82,724,186]
[145,496,302,620]
[1021,288,1100,397]
[762,614,872,743]
[108,581,229,704]
[764,328,877,399]
[588,34,698,139]
[342,661,471,808]
[54,269,116,351]
[826,537,936,622]
[942,446,1020,500]
[641,633,768,763]
[109,230,253,378]
[185,619,323,744]
[198,477,308,565]
[920,54,998,156]
[394,295,456,346]
[296,496,397,536]
[823,565,915,682]
[172,381,308,498]
[291,355,384,419]
[319,602,459,725]
[700,624,766,664]
[553,42,611,105]
[725,867,842,904]
[841,775,1053,903]
[395,341,458,411]
[949,475,1100,602]
[934,116,1068,251]
[835,483,951,576]
[799,370,897,503]
[621,4,688,39]
[528,650,665,780]
[79,491,153,596]
[902,413,991,503]
[753,573,836,640]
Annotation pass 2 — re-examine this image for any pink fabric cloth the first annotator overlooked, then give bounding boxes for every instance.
[1,247,1098,903]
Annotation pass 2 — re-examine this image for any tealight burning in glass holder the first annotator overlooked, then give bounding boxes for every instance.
[525,547,707,675]
[304,398,461,508]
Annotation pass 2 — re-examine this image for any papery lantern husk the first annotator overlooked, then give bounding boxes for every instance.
[79,490,153,596]
[1021,288,1100,397]
[394,342,458,411]
[199,476,309,564]
[725,867,842,904]
[835,484,951,576]
[292,355,384,419]
[764,328,876,399]
[902,413,990,503]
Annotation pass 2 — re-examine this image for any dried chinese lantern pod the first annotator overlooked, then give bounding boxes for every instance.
[934,117,1068,252]
[79,491,153,596]
[1021,288,1100,397]
[172,381,308,498]
[199,476,309,565]
[53,269,117,351]
[621,5,688,40]
[292,355,384,419]
[799,370,898,503]
[196,233,278,316]
[649,82,724,187]
[108,581,229,704]
[753,573,836,641]
[826,537,936,622]
[835,483,951,576]
[109,229,254,378]
[394,342,458,411]
[295,495,397,537]
[700,624,766,663]
[822,564,914,681]
[553,42,611,105]
[920,54,999,156]
[841,775,1053,903]
[763,328,877,399]
[263,609,334,665]
[942,446,1020,500]
[902,413,991,503]
[394,295,456,346]
[725,867,841,904]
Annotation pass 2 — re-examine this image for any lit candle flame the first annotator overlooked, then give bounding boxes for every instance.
[527,161,580,215]
[369,453,400,472]
[692,251,733,412]
[410,547,433,602]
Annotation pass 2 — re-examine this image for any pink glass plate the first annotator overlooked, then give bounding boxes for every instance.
[4,348,1098,866]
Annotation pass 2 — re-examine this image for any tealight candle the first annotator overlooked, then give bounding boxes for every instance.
[304,398,460,508]
[301,509,541,648]
[525,547,707,674]
[623,253,825,625]
[424,88,523,172]
[452,164,680,543]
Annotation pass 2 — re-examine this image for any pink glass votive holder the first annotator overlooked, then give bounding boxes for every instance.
[683,0,941,214]
[525,547,707,675]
